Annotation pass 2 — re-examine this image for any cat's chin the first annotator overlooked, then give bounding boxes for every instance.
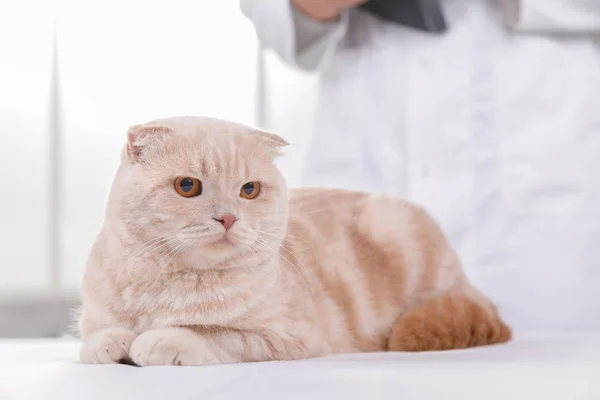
[176,231,259,266]
[206,237,236,250]
[199,234,247,257]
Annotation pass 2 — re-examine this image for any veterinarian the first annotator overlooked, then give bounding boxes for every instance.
[240,0,600,331]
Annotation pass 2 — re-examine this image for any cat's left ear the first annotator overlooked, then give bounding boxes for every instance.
[126,124,172,161]
[249,130,289,157]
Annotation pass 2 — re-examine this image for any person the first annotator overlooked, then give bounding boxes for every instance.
[240,0,600,332]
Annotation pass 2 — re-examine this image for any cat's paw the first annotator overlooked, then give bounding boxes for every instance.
[80,327,137,364]
[129,328,219,366]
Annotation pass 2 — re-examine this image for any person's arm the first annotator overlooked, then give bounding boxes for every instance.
[501,0,600,33]
[239,0,353,71]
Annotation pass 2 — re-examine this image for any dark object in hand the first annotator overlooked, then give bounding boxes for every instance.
[359,0,448,33]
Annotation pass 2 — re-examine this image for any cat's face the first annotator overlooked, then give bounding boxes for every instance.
[108,117,289,268]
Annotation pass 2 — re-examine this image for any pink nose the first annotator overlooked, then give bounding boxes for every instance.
[214,214,237,231]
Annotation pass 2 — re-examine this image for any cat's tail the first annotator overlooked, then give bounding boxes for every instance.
[387,289,512,352]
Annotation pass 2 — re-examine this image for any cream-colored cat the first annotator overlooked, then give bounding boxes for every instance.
[78,116,511,366]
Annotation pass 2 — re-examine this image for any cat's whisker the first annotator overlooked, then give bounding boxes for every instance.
[129,230,188,257]
[163,239,195,270]
[181,225,210,234]
[149,238,192,285]
[127,232,179,261]
[247,241,283,294]
[255,229,318,259]
[254,236,312,293]
[256,232,308,259]
[236,232,279,257]
[136,234,184,260]
[117,232,183,282]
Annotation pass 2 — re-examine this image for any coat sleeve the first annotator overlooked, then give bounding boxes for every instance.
[501,0,600,33]
[239,0,350,71]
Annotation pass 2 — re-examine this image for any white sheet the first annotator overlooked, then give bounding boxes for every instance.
[0,332,599,400]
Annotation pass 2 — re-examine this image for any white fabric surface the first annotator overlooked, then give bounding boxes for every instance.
[1,333,599,400]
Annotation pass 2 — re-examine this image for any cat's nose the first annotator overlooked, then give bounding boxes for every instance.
[214,214,237,231]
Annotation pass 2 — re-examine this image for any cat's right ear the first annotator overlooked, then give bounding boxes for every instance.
[126,124,172,162]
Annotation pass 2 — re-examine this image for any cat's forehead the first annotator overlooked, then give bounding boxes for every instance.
[171,123,255,159]
[150,116,253,136]
[158,120,272,177]
[129,116,285,180]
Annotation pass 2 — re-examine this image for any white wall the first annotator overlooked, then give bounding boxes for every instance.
[0,1,54,291]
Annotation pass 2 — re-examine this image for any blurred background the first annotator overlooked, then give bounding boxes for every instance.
[0,0,318,338]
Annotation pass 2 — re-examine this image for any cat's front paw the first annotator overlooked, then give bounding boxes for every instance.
[129,328,219,366]
[80,327,137,364]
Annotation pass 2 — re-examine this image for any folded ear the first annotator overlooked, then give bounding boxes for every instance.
[126,124,172,161]
[250,130,289,148]
[248,130,289,160]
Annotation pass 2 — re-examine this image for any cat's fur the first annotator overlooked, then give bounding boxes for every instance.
[78,116,511,366]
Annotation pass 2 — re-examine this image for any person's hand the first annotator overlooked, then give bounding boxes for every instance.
[292,0,368,22]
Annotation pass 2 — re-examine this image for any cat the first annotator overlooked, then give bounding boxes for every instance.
[78,116,511,366]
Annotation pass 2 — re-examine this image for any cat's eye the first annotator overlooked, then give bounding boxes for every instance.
[240,181,261,199]
[174,177,202,198]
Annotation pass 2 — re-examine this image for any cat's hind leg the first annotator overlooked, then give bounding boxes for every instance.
[387,291,511,352]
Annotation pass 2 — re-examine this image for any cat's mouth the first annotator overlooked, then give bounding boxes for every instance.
[199,229,254,254]
[206,232,237,247]
[214,236,234,245]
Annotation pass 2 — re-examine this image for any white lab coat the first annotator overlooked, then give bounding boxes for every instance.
[241,0,600,332]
